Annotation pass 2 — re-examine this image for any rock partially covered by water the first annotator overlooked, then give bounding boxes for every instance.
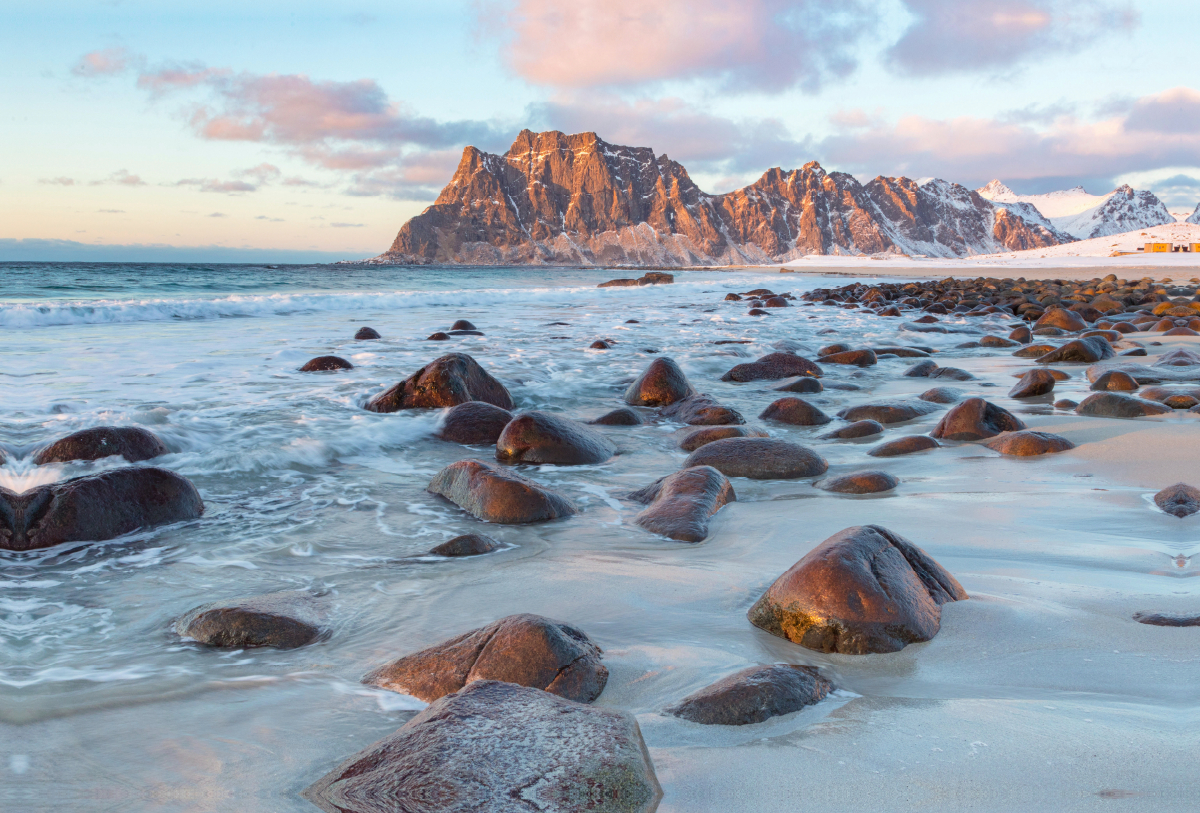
[624,357,696,406]
[1133,612,1200,627]
[679,425,766,451]
[366,353,513,412]
[0,467,203,552]
[660,394,744,425]
[496,412,616,465]
[364,613,607,703]
[1090,370,1139,391]
[629,466,735,542]
[430,533,502,556]
[304,681,661,813]
[868,436,939,457]
[1036,337,1114,364]
[820,420,884,439]
[667,664,831,726]
[354,326,381,340]
[1074,393,1172,418]
[758,397,831,426]
[837,400,942,424]
[1035,308,1088,332]
[983,431,1075,456]
[817,470,898,494]
[427,459,577,524]
[684,438,828,480]
[1008,369,1056,398]
[299,355,353,372]
[775,377,823,393]
[1154,483,1200,517]
[903,359,938,377]
[436,401,514,445]
[720,353,822,382]
[817,349,877,367]
[175,590,327,649]
[450,319,477,331]
[931,398,1025,441]
[919,386,967,404]
[747,524,967,654]
[590,407,644,426]
[33,426,168,464]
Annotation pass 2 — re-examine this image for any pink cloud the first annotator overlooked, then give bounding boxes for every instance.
[39,177,77,186]
[71,47,138,77]
[175,178,258,194]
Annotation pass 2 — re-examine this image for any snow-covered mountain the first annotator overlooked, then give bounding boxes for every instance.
[977,180,1174,239]
[1188,203,1200,225]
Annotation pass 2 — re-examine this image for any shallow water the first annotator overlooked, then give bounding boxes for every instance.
[3,262,1197,811]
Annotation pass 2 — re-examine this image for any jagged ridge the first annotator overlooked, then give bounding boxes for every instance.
[372,130,1074,266]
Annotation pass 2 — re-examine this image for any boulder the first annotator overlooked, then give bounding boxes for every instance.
[436,402,514,445]
[1169,395,1200,409]
[1009,326,1032,343]
[33,426,168,464]
[590,407,644,426]
[919,386,967,404]
[1074,393,1172,418]
[175,591,326,649]
[820,420,884,440]
[661,394,744,426]
[980,335,1019,348]
[598,278,639,288]
[747,524,967,654]
[667,665,831,726]
[983,431,1075,456]
[931,398,1025,441]
[871,346,930,358]
[683,438,828,480]
[430,533,502,556]
[903,360,938,377]
[450,319,477,331]
[1013,344,1057,358]
[1132,612,1200,627]
[589,340,612,350]
[1153,483,1200,517]
[354,327,381,340]
[1090,371,1139,391]
[0,467,203,552]
[639,272,674,285]
[929,366,975,381]
[299,355,353,372]
[624,357,696,406]
[1035,337,1114,364]
[427,332,451,341]
[758,397,831,426]
[366,353,513,412]
[304,681,661,813]
[364,614,607,704]
[836,400,942,424]
[868,436,939,457]
[1035,308,1088,332]
[496,412,616,465]
[775,377,823,393]
[1009,369,1057,398]
[1054,398,1079,409]
[817,349,877,367]
[817,470,898,494]
[720,353,822,382]
[628,466,735,542]
[427,460,578,524]
[679,425,767,452]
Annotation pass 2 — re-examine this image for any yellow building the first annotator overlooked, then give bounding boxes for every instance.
[1145,242,1173,252]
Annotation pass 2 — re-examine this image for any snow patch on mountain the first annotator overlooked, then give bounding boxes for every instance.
[1188,203,1200,224]
[977,180,1175,240]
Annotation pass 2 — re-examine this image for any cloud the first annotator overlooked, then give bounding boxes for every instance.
[237,163,283,184]
[1125,87,1200,134]
[330,222,365,228]
[887,0,1139,76]
[207,212,227,217]
[71,47,139,77]
[486,0,869,93]
[97,209,125,213]
[175,178,258,193]
[87,169,147,187]
[255,215,285,221]
[0,238,358,263]
[40,177,77,186]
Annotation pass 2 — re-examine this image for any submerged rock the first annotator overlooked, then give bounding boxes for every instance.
[364,613,607,704]
[629,466,735,542]
[436,401,514,445]
[660,394,744,425]
[667,664,831,726]
[427,459,577,524]
[0,467,203,552]
[817,470,898,494]
[683,438,828,480]
[867,436,939,457]
[679,425,767,451]
[304,681,662,813]
[429,533,502,556]
[354,326,381,340]
[450,319,477,331]
[590,407,644,426]
[919,386,967,404]
[817,349,877,366]
[758,397,831,426]
[1132,612,1200,627]
[624,357,696,406]
[1035,337,1114,364]
[720,353,822,382]
[775,377,823,393]
[747,524,967,654]
[175,590,326,649]
[366,353,513,412]
[903,359,938,377]
[1074,393,1172,418]
[299,355,353,372]
[496,412,616,465]
[820,420,884,439]
[930,398,1025,441]
[836,400,942,424]
[983,431,1075,456]
[33,426,168,464]
[1035,308,1088,332]
[1154,483,1200,517]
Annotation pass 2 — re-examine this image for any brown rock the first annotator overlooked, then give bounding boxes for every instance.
[1009,369,1057,398]
[628,466,735,542]
[426,459,577,524]
[1074,393,1172,418]
[928,366,975,381]
[436,401,513,445]
[980,335,1019,348]
[817,349,877,366]
[427,331,451,341]
[1154,483,1200,517]
[354,326,381,340]
[931,397,1025,440]
[624,357,696,406]
[450,319,477,331]
[661,394,744,425]
[1013,343,1057,358]
[679,425,767,451]
[1035,337,1114,364]
[33,426,168,465]
[817,470,898,494]
[1167,395,1200,409]
[758,397,831,426]
[1133,612,1200,626]
[175,591,326,649]
[589,339,612,349]
[720,352,822,382]
[837,400,942,424]
[300,355,353,372]
[363,613,607,703]
[1035,308,1088,332]
[496,412,616,465]
[430,533,502,556]
[667,665,831,726]
[683,438,828,479]
[868,436,939,457]
[820,420,884,439]
[366,353,513,413]
[919,387,967,404]
[1090,371,1139,391]
[983,430,1075,456]
[1008,326,1032,343]
[590,407,644,426]
[775,376,823,393]
[747,525,967,654]
[598,278,639,287]
[903,359,938,377]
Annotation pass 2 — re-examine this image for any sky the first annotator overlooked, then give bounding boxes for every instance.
[3,0,1200,262]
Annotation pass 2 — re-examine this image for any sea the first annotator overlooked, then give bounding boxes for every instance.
[2,262,1194,812]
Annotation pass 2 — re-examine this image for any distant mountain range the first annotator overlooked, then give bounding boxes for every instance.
[368,130,1177,266]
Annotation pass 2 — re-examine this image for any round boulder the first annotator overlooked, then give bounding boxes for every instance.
[450,319,477,331]
[366,353,513,412]
[624,357,696,406]
[496,412,615,465]
[837,400,942,424]
[775,377,823,393]
[758,397,831,426]
[1009,369,1057,398]
[666,665,831,726]
[429,533,502,556]
[931,398,1026,441]
[299,355,353,372]
[1074,393,1172,418]
[175,590,326,649]
[720,353,822,383]
[590,407,643,426]
[661,394,744,426]
[919,387,967,404]
[820,420,884,440]
[426,459,578,524]
[817,470,898,494]
[628,466,735,542]
[817,349,877,367]
[679,425,767,452]
[436,401,514,445]
[1090,370,1139,391]
[33,426,168,465]
[683,438,828,480]
[354,326,381,340]
[867,436,939,457]
[1154,483,1200,517]
[983,430,1075,456]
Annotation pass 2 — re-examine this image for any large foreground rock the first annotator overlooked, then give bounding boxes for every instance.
[628,466,735,542]
[427,459,577,523]
[0,467,203,552]
[364,614,607,703]
[305,681,661,813]
[1154,483,1200,517]
[366,353,513,412]
[175,590,326,649]
[747,525,967,654]
[624,357,696,406]
[33,426,167,465]
[931,398,1025,441]
[684,438,828,480]
[837,400,941,424]
[436,401,513,445]
[660,394,744,425]
[720,353,822,382]
[667,664,831,726]
[496,412,616,465]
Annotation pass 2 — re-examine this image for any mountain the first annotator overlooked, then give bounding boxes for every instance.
[976,180,1174,239]
[372,130,1072,266]
[1188,203,1200,225]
